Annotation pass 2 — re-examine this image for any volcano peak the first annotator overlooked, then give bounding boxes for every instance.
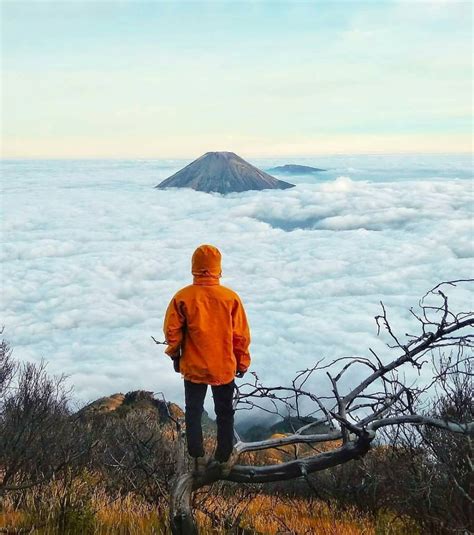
[156,151,294,194]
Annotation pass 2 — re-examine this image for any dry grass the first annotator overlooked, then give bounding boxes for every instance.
[195,493,418,535]
[244,496,372,534]
[0,476,419,534]
[92,491,167,535]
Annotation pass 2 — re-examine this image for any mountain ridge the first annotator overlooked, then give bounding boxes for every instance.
[268,164,327,174]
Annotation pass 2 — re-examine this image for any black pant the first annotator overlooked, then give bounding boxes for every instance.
[184,379,235,462]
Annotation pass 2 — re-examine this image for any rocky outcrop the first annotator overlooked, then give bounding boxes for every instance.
[78,390,215,430]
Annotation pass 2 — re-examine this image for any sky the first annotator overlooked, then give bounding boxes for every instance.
[1,0,472,158]
[2,155,472,412]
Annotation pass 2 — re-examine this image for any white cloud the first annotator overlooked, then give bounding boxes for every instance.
[1,157,472,416]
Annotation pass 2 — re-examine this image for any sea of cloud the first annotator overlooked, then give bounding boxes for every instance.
[1,155,472,416]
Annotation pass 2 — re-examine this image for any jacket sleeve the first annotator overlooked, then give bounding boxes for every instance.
[232,296,251,372]
[163,295,186,358]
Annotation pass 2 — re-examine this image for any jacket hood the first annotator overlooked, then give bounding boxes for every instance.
[191,244,222,279]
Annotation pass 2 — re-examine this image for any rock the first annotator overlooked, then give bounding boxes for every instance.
[156,151,294,193]
[78,393,125,414]
[77,390,215,429]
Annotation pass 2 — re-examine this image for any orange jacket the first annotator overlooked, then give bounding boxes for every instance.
[163,244,251,385]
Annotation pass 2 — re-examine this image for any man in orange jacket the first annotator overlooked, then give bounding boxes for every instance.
[163,244,251,472]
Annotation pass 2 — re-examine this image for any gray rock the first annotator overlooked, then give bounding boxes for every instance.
[156,151,294,193]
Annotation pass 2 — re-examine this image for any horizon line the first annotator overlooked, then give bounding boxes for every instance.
[1,150,472,162]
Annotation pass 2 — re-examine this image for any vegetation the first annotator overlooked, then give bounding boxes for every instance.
[1,481,420,534]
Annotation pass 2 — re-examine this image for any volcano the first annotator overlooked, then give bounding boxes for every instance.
[155,151,295,194]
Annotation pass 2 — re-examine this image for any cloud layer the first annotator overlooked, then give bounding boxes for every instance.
[2,156,472,414]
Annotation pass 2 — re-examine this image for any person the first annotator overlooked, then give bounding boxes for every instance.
[163,244,251,473]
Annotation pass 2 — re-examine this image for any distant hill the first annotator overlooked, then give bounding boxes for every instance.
[156,151,294,193]
[238,415,330,442]
[268,164,326,174]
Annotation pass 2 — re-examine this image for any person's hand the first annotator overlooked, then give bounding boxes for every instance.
[171,356,181,373]
[235,370,246,379]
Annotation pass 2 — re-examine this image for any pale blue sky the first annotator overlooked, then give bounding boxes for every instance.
[2,0,472,158]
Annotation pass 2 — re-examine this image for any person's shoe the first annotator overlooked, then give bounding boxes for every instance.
[211,458,233,477]
[218,459,233,477]
[193,456,207,475]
